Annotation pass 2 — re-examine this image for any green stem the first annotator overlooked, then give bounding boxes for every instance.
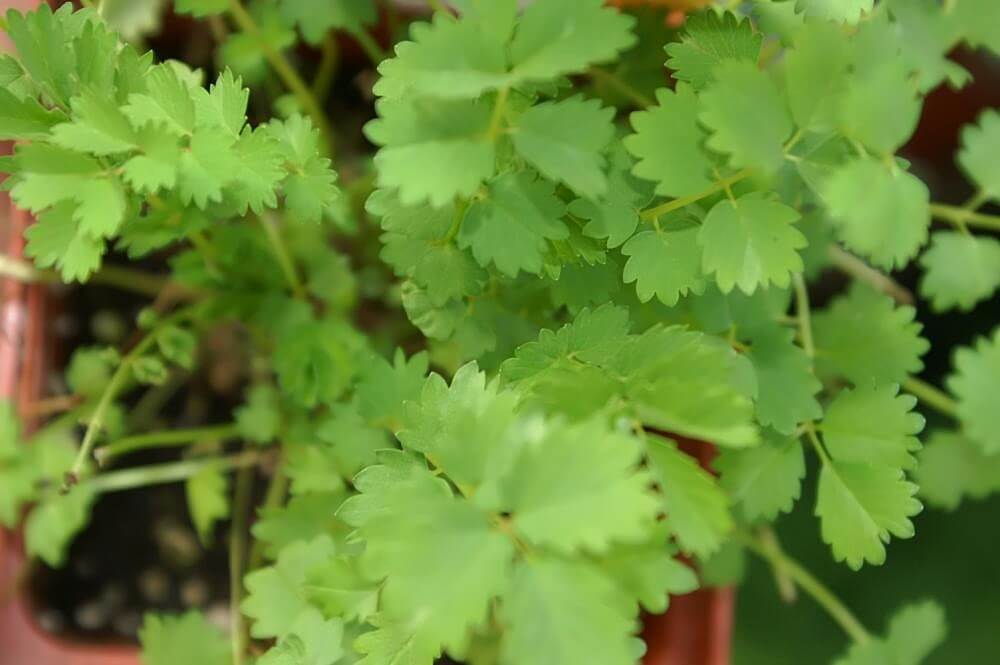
[226,0,336,155]
[793,273,815,359]
[86,450,263,494]
[65,308,196,488]
[0,255,169,298]
[443,198,469,244]
[353,29,388,65]
[229,463,254,665]
[639,169,753,221]
[258,214,307,300]
[930,202,1000,232]
[487,87,510,140]
[95,423,241,463]
[312,33,340,101]
[737,529,872,645]
[903,377,959,418]
[247,462,289,571]
[825,246,914,305]
[587,67,654,108]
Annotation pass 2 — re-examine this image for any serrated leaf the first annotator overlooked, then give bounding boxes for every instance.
[958,109,1000,198]
[500,559,635,665]
[500,418,658,554]
[699,61,792,172]
[716,430,805,522]
[25,486,95,567]
[783,20,850,131]
[279,0,376,44]
[24,201,104,282]
[598,532,698,614]
[839,56,920,154]
[796,0,873,24]
[823,384,924,470]
[138,611,230,665]
[834,600,946,665]
[507,0,636,83]
[572,144,653,248]
[698,194,805,294]
[646,436,732,557]
[258,609,344,665]
[665,11,762,90]
[624,83,713,198]
[947,329,1000,454]
[185,466,229,545]
[51,89,138,155]
[123,63,196,136]
[746,324,821,434]
[813,283,929,385]
[816,461,920,569]
[193,68,248,136]
[511,96,615,197]
[919,231,1000,312]
[235,384,281,444]
[251,493,345,560]
[621,223,706,306]
[355,349,428,430]
[821,159,930,269]
[121,127,181,194]
[916,431,1000,510]
[177,130,239,208]
[459,172,568,277]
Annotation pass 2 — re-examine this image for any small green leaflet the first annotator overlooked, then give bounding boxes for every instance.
[919,232,1000,312]
[185,466,229,545]
[958,109,1000,198]
[664,11,761,90]
[916,431,1000,511]
[947,329,1000,454]
[795,0,874,24]
[716,430,805,522]
[698,194,805,294]
[822,384,924,470]
[622,222,706,306]
[138,611,230,665]
[745,324,821,434]
[783,21,849,132]
[25,486,96,567]
[822,158,930,270]
[833,601,946,665]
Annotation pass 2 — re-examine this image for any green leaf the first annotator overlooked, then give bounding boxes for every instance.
[25,486,95,567]
[783,20,850,131]
[571,144,653,249]
[745,324,821,434]
[267,115,339,223]
[0,87,66,139]
[507,0,636,83]
[193,68,248,136]
[916,431,1000,510]
[795,0,873,24]
[132,355,168,385]
[839,56,921,154]
[174,0,229,17]
[304,554,378,622]
[51,89,138,155]
[813,283,929,385]
[258,609,344,665]
[511,96,615,198]
[621,223,707,306]
[24,201,104,282]
[356,349,428,430]
[354,616,438,665]
[598,531,698,614]
[919,231,1000,312]
[157,325,197,369]
[316,405,389,478]
[699,61,793,172]
[251,493,345,560]
[121,127,181,194]
[822,384,924,470]
[716,430,805,522]
[500,418,659,554]
[698,194,805,294]
[821,158,930,270]
[139,612,230,665]
[646,436,733,557]
[958,109,1000,198]
[4,5,75,106]
[947,329,1000,454]
[341,456,514,652]
[399,363,519,489]
[366,97,495,208]
[185,466,229,545]
[459,172,568,277]
[279,0,376,44]
[816,461,920,569]
[500,559,635,665]
[665,10,762,90]
[123,63,196,136]
[624,83,713,198]
[373,13,507,100]
[177,130,240,208]
[235,384,282,444]
[834,601,946,665]
[243,536,337,638]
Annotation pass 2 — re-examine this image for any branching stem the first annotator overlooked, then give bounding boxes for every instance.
[258,214,307,300]
[825,246,914,304]
[639,169,754,221]
[96,423,241,463]
[903,377,959,418]
[930,202,1000,233]
[86,450,264,494]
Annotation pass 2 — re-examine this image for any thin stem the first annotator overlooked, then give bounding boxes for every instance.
[826,246,914,305]
[903,377,959,419]
[229,464,254,665]
[793,273,815,359]
[758,527,797,603]
[312,33,340,101]
[95,423,241,464]
[930,202,1000,232]
[487,87,510,140]
[587,67,654,108]
[353,29,388,65]
[226,0,335,155]
[443,198,469,244]
[65,308,196,489]
[86,451,264,494]
[639,169,754,221]
[258,214,307,300]
[0,255,168,298]
[804,421,831,465]
[737,529,872,645]
[247,462,289,571]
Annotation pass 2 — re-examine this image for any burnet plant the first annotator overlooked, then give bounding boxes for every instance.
[0,0,998,663]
